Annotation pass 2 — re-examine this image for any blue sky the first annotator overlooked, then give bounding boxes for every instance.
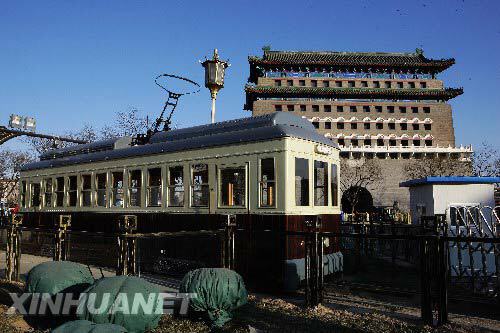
[1,0,499,150]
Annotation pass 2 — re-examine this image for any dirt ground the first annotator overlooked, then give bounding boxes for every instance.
[0,252,498,333]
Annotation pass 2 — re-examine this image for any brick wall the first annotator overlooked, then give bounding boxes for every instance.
[252,100,455,147]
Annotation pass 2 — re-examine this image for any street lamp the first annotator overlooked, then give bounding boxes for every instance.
[201,49,230,124]
[9,114,36,132]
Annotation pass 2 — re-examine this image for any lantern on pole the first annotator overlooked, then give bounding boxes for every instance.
[201,49,230,124]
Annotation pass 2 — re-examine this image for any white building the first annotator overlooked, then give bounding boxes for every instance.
[399,176,499,225]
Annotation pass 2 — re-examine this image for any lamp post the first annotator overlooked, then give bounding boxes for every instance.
[201,49,230,124]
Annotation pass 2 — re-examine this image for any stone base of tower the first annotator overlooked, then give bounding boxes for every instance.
[340,154,472,211]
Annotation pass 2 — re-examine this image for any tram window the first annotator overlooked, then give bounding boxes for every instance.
[295,158,309,206]
[31,183,41,208]
[168,166,184,207]
[44,178,52,207]
[331,164,339,206]
[81,175,92,207]
[55,177,64,207]
[314,161,328,206]
[260,158,275,207]
[20,181,27,208]
[147,168,162,207]
[111,172,124,207]
[191,164,209,207]
[96,173,107,207]
[220,167,246,207]
[67,176,77,207]
[128,170,142,207]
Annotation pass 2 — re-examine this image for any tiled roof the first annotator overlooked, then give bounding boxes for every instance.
[250,50,455,69]
[244,85,463,109]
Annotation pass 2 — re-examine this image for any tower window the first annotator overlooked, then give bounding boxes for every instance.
[401,123,408,130]
[363,106,370,112]
[399,107,406,113]
[388,123,395,130]
[420,82,427,88]
[338,138,345,146]
[423,107,431,113]
[299,80,305,86]
[424,124,431,130]
[335,81,342,87]
[275,105,282,112]
[377,139,384,146]
[375,106,382,113]
[311,80,318,87]
[364,123,370,130]
[287,80,293,86]
[414,140,421,147]
[323,81,330,87]
[387,106,394,113]
[351,139,359,147]
[361,81,368,87]
[300,105,306,112]
[324,105,331,112]
[412,123,420,130]
[373,81,380,88]
[376,123,383,130]
[425,140,432,146]
[337,123,344,129]
[287,105,294,112]
[348,81,355,88]
[389,139,397,146]
[350,106,357,112]
[385,81,391,88]
[312,122,319,129]
[401,140,409,147]
[412,107,418,113]
[364,139,371,146]
[409,82,416,88]
[274,80,281,86]
[351,123,357,129]
[312,105,320,112]
[337,105,344,112]
[325,122,332,129]
[397,82,403,89]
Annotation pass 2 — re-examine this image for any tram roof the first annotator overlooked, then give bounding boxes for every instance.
[21,112,338,171]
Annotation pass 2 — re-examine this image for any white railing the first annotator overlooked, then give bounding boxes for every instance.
[338,145,473,154]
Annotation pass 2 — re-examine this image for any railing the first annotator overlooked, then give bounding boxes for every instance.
[338,144,473,153]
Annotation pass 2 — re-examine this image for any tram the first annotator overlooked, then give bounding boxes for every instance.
[19,112,341,289]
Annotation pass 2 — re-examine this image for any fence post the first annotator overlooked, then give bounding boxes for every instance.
[6,214,22,282]
[222,214,236,270]
[117,215,137,276]
[54,215,71,261]
[437,236,449,325]
[304,215,322,307]
[420,236,432,325]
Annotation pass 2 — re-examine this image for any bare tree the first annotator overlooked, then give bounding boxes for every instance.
[471,142,499,177]
[404,157,472,180]
[340,158,383,214]
[101,108,148,139]
[0,150,34,204]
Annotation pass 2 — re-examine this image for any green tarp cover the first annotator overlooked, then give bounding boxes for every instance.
[25,261,94,295]
[51,320,127,333]
[179,268,248,328]
[77,276,162,333]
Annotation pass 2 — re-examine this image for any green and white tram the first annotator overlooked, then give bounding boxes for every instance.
[19,112,341,288]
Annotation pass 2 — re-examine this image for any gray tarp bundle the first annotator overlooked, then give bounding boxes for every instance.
[51,320,127,333]
[25,261,95,295]
[179,268,248,328]
[77,276,162,333]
